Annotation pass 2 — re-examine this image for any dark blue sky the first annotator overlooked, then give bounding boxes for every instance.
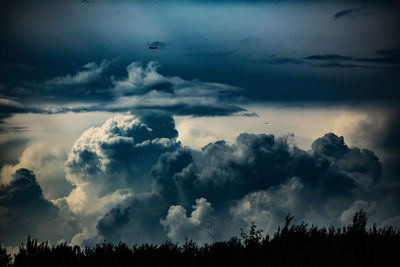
[1,0,399,114]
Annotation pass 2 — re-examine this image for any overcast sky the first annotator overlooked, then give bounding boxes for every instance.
[0,0,399,249]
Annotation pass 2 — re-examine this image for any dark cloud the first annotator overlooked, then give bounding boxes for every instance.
[0,169,80,246]
[60,103,247,118]
[151,133,381,207]
[61,113,183,240]
[97,194,169,244]
[97,204,131,242]
[146,80,174,94]
[348,108,400,229]
[311,133,348,158]
[0,99,45,123]
[65,113,180,199]
[351,109,400,183]
[0,113,383,247]
[128,104,247,117]
[92,120,389,245]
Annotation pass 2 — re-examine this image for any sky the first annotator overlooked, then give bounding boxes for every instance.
[0,0,399,249]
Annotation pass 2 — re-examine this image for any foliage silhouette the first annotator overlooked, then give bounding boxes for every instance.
[0,242,11,267]
[3,210,400,267]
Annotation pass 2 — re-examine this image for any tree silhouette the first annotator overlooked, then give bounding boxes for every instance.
[0,243,11,267]
[3,210,399,267]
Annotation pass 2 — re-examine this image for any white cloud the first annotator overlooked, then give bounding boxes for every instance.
[113,61,169,95]
[161,198,215,244]
[65,113,179,215]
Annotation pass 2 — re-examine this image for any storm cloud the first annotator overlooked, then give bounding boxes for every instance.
[1,0,399,249]
[68,114,394,245]
[0,113,398,247]
[65,113,180,215]
[0,169,79,246]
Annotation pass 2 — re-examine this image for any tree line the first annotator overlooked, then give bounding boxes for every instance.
[1,210,399,267]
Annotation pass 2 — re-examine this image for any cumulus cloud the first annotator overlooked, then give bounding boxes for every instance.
[151,132,382,208]
[93,121,390,245]
[63,114,183,246]
[2,114,397,247]
[65,113,180,215]
[0,169,79,246]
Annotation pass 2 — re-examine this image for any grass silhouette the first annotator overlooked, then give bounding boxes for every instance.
[1,210,399,267]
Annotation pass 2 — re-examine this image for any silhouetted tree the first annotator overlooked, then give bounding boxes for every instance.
[0,243,11,267]
[4,210,400,267]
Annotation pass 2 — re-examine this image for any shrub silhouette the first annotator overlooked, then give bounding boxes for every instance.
[4,209,400,267]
